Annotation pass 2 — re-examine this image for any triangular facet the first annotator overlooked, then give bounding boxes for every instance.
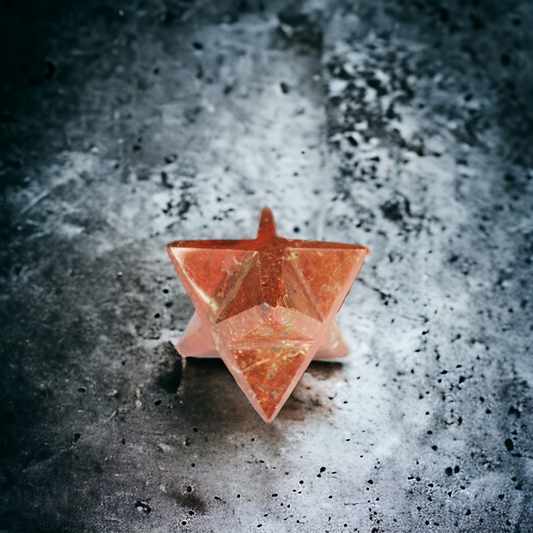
[314,320,349,359]
[288,248,367,318]
[229,342,312,422]
[177,312,219,358]
[168,247,256,319]
[216,259,262,323]
[281,254,323,321]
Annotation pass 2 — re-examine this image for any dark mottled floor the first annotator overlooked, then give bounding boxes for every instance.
[1,1,532,531]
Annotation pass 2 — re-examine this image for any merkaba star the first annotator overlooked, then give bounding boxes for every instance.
[167,208,369,422]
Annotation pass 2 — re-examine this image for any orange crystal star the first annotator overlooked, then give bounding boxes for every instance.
[167,208,369,422]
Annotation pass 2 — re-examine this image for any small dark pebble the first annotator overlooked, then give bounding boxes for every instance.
[161,171,173,189]
[135,501,151,514]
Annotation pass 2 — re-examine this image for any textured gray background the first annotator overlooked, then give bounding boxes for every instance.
[1,0,533,531]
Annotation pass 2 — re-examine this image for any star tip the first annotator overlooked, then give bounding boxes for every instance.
[166,243,176,258]
[260,411,277,424]
[252,398,281,423]
[259,206,274,221]
[257,207,277,237]
[166,240,182,250]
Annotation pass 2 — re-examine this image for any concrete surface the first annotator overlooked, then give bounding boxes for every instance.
[1,0,533,531]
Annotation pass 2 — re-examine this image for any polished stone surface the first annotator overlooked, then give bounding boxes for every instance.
[169,207,368,421]
[1,1,532,531]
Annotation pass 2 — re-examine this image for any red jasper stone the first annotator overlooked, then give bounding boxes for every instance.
[167,207,369,422]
